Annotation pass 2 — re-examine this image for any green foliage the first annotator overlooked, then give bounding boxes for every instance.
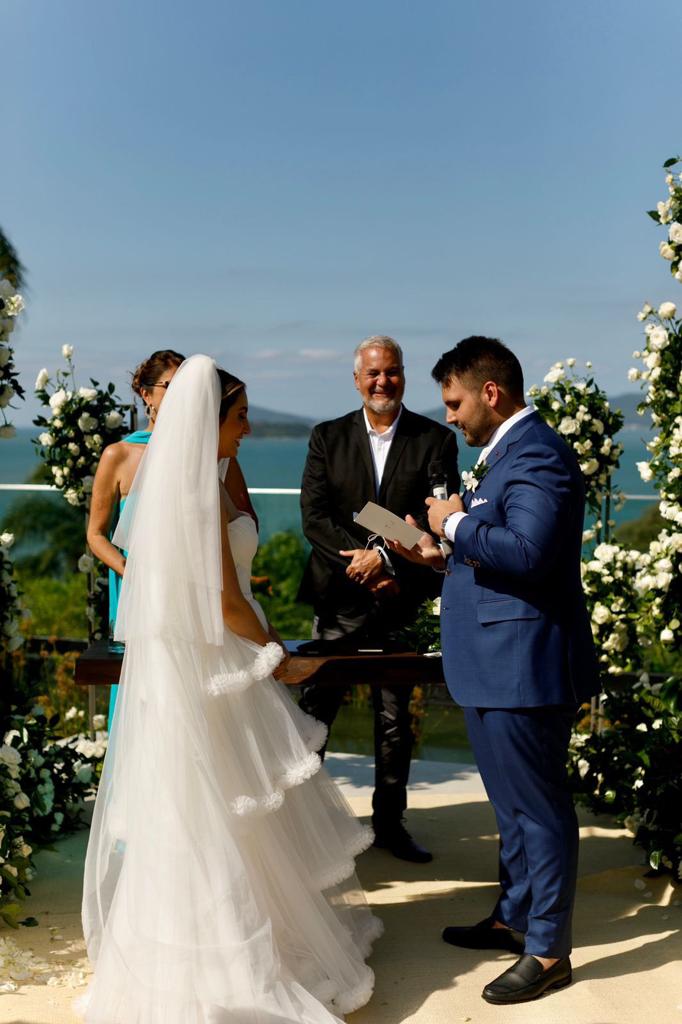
[17,572,87,639]
[1,496,84,576]
[251,531,313,638]
[615,504,666,551]
[570,676,682,877]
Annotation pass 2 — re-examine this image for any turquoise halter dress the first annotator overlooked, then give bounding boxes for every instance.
[107,430,151,727]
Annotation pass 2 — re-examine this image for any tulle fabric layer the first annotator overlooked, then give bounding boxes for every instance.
[80,626,381,1024]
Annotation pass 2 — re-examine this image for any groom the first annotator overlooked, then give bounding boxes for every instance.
[395,337,599,1004]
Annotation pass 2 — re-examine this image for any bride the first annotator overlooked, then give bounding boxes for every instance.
[79,354,382,1023]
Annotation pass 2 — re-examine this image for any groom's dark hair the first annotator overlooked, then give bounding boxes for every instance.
[431,336,524,400]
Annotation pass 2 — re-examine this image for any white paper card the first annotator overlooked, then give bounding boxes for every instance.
[353,501,424,549]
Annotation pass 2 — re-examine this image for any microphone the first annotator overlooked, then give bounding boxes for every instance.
[428,459,453,557]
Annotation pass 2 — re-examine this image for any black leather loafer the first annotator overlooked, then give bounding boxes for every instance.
[482,954,572,1004]
[373,824,433,863]
[442,916,525,953]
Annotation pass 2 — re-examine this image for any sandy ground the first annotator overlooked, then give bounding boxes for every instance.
[1,756,680,1024]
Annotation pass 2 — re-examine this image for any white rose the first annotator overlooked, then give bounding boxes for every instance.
[544,366,565,384]
[668,222,682,244]
[658,301,676,320]
[38,432,54,447]
[627,368,640,382]
[75,763,93,785]
[644,350,661,370]
[105,410,123,429]
[49,388,67,411]
[34,368,50,390]
[78,386,98,401]
[580,459,599,476]
[77,554,94,573]
[67,442,80,455]
[592,603,611,625]
[93,714,107,730]
[660,627,674,643]
[558,417,579,435]
[0,531,14,548]
[77,412,97,433]
[636,461,653,482]
[4,294,24,316]
[591,419,604,434]
[566,357,576,367]
[13,793,30,811]
[64,488,80,506]
[61,344,74,359]
[0,744,21,767]
[659,242,676,260]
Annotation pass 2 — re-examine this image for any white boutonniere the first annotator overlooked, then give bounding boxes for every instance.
[461,461,490,492]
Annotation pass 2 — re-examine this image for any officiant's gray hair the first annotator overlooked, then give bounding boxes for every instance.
[353,335,404,372]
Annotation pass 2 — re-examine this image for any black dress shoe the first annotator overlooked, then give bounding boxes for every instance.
[442,916,525,953]
[482,954,572,1004]
[373,824,433,863]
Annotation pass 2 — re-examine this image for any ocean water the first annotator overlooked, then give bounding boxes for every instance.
[0,425,658,541]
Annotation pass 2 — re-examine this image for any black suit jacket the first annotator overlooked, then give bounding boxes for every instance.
[298,406,460,626]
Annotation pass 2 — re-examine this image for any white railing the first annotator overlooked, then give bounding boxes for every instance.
[0,484,660,500]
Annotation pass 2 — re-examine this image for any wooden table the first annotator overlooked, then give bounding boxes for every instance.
[74,640,445,724]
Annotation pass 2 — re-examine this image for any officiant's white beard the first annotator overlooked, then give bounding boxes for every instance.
[365,396,401,415]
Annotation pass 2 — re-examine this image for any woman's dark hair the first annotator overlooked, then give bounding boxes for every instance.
[217,368,246,422]
[431,336,524,400]
[132,350,185,397]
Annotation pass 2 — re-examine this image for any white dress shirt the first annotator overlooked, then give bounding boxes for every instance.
[444,406,534,544]
[363,405,402,492]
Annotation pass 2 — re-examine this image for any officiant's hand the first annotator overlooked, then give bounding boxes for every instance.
[339,548,384,587]
[386,515,445,570]
[426,493,464,537]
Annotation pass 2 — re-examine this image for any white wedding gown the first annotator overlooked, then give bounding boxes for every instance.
[79,510,382,1024]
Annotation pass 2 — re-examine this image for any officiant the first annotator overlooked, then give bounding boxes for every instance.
[298,335,459,862]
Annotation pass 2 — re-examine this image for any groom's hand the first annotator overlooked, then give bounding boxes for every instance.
[426,494,464,537]
[387,515,445,570]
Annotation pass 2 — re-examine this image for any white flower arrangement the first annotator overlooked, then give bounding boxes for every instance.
[0,533,24,656]
[0,709,107,925]
[33,347,129,509]
[580,541,644,675]
[0,275,25,438]
[528,360,624,520]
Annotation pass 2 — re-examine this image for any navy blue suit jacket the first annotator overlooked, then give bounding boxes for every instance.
[440,411,600,708]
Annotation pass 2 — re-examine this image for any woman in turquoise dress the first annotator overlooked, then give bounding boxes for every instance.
[87,351,185,726]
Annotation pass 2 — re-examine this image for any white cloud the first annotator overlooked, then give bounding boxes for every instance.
[298,348,342,361]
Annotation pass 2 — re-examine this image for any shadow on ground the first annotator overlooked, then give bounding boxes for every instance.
[350,799,682,1023]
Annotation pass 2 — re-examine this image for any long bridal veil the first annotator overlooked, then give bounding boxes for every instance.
[80,355,381,1024]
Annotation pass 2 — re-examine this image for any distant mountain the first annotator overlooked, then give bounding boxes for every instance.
[420,392,652,432]
[248,405,314,437]
[248,405,315,426]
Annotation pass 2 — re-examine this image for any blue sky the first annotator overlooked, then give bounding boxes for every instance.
[5,0,681,425]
